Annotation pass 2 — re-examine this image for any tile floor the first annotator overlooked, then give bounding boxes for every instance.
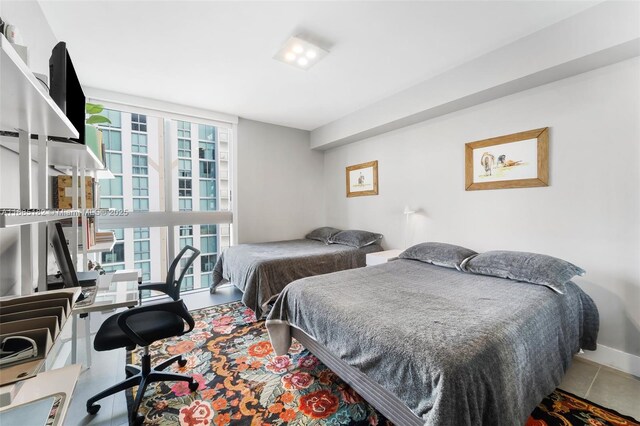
[64,286,640,425]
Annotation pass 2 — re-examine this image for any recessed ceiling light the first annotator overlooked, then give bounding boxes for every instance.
[274,36,329,70]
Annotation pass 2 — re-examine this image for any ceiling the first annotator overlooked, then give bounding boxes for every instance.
[38,1,597,130]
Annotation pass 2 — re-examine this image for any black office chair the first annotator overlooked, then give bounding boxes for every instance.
[138,245,200,300]
[86,299,197,424]
[86,246,201,424]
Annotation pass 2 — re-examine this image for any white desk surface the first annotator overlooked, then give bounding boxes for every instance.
[0,364,81,424]
[72,281,138,315]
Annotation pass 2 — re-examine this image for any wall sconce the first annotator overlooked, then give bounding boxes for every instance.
[403,206,416,248]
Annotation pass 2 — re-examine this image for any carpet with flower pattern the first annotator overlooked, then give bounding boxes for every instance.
[127,301,639,426]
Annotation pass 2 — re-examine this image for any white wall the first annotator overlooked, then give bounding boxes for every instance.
[1,0,58,76]
[236,118,324,243]
[323,58,640,359]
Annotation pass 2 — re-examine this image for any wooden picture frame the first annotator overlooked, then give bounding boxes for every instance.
[465,127,549,191]
[346,160,378,197]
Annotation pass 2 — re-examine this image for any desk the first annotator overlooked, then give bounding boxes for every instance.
[0,365,81,424]
[71,280,138,367]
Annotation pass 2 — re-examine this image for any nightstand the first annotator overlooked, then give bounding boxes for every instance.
[366,249,403,266]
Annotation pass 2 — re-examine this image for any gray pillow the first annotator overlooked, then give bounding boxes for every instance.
[460,250,585,294]
[329,230,382,248]
[398,242,477,270]
[305,227,342,244]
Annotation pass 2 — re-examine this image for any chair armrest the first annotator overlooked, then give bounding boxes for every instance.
[116,299,195,347]
[138,282,168,294]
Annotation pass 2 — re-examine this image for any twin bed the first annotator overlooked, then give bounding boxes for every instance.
[210,228,383,317]
[264,243,599,426]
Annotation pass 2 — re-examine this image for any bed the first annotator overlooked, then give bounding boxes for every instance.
[210,229,384,318]
[266,244,599,426]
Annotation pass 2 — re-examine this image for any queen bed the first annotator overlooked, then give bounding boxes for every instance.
[210,228,383,318]
[266,243,599,426]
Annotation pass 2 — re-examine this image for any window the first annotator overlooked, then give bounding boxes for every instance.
[134,240,150,260]
[177,121,191,138]
[200,225,216,235]
[102,264,124,273]
[178,139,191,158]
[134,227,150,239]
[200,199,216,211]
[133,198,149,211]
[198,142,215,160]
[178,179,192,197]
[200,274,213,287]
[199,124,216,142]
[105,153,122,174]
[178,159,192,177]
[182,275,194,291]
[96,107,233,297]
[101,176,123,196]
[102,129,122,151]
[131,113,147,132]
[102,242,125,264]
[102,109,122,128]
[201,236,217,254]
[199,161,215,179]
[132,155,148,175]
[131,133,148,153]
[201,254,216,272]
[132,177,149,196]
[135,261,151,282]
[178,198,192,211]
[199,181,216,198]
[100,198,124,210]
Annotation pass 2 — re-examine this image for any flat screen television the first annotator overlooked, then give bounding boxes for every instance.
[48,222,97,288]
[49,41,85,144]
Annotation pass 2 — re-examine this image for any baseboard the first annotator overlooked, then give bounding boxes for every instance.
[577,344,640,377]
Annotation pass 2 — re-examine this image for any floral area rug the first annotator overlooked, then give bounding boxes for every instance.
[127,301,639,426]
[528,389,639,426]
[128,301,391,425]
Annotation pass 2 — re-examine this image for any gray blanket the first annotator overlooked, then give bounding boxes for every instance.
[211,239,382,318]
[266,259,599,426]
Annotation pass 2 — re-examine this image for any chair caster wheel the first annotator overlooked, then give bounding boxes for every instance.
[178,358,187,367]
[133,415,144,425]
[189,380,199,391]
[87,404,101,415]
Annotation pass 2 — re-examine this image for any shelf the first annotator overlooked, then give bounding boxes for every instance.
[0,209,82,228]
[48,140,104,170]
[0,35,78,139]
[0,136,104,171]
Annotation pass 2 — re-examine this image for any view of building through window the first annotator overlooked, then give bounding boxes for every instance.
[97,108,231,296]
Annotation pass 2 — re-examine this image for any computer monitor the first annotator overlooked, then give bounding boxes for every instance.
[48,222,97,288]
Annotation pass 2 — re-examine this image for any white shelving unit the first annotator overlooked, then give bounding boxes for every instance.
[0,33,107,293]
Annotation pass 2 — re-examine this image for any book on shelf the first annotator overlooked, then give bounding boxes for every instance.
[51,176,95,209]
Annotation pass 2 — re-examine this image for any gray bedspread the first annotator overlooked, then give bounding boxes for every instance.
[211,239,382,318]
[266,259,599,426]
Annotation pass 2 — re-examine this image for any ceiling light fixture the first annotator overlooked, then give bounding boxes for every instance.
[274,36,329,70]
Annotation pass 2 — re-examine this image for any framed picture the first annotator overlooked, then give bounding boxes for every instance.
[346,160,378,197]
[465,127,549,191]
